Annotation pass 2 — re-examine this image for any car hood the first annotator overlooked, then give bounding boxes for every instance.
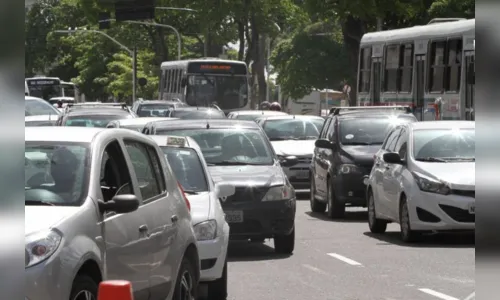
[415,161,475,189]
[340,145,381,166]
[25,206,80,236]
[271,140,315,156]
[208,165,285,187]
[185,192,211,224]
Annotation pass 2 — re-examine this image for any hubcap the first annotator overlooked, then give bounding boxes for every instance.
[73,290,95,300]
[368,194,375,226]
[179,270,194,300]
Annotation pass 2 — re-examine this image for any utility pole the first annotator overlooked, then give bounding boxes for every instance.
[132,46,137,104]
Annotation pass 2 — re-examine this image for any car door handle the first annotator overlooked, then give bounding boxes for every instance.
[171,215,178,223]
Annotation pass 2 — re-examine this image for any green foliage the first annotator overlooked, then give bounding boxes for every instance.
[428,0,475,19]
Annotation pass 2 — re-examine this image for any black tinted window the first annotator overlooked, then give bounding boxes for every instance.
[339,117,411,145]
[138,104,173,117]
[65,114,130,127]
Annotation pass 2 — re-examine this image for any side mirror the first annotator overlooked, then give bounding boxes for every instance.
[383,152,403,164]
[98,194,139,214]
[215,183,235,198]
[315,139,335,149]
[280,155,298,167]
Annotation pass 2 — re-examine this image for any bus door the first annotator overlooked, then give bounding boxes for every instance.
[464,51,475,120]
[413,55,425,120]
[371,58,382,105]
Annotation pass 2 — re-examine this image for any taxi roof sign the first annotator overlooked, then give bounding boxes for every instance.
[166,136,187,147]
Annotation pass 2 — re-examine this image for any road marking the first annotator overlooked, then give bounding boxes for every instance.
[326,253,363,266]
[418,288,459,300]
[463,292,475,300]
[302,264,329,275]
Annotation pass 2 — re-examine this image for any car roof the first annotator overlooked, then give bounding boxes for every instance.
[113,117,176,125]
[259,115,324,121]
[171,106,219,111]
[150,119,261,130]
[25,96,46,102]
[231,110,288,116]
[66,108,133,116]
[138,100,180,105]
[26,127,105,143]
[410,120,475,130]
[337,111,416,120]
[25,115,59,121]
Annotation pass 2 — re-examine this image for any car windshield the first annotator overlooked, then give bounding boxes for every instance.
[137,104,174,117]
[339,117,412,145]
[263,118,325,141]
[156,128,274,165]
[25,142,89,206]
[413,128,475,161]
[234,114,264,121]
[25,99,60,116]
[161,147,208,192]
[171,109,226,120]
[65,114,131,127]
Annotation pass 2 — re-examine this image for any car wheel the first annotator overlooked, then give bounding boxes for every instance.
[207,260,227,299]
[274,226,295,254]
[368,190,387,233]
[400,196,420,243]
[70,275,98,300]
[310,175,326,213]
[173,257,198,300]
[326,178,345,219]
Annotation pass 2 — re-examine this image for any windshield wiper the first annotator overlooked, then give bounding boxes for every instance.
[183,190,200,195]
[441,157,475,162]
[25,200,55,206]
[415,157,447,162]
[213,161,262,166]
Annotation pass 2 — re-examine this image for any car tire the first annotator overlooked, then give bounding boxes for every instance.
[173,257,198,300]
[274,226,295,254]
[327,178,345,219]
[399,196,420,243]
[367,190,387,234]
[207,260,228,300]
[310,176,326,213]
[69,275,98,300]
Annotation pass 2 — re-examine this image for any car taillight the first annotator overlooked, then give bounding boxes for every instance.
[177,182,191,212]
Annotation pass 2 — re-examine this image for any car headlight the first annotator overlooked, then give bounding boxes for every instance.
[193,220,217,241]
[338,164,359,174]
[263,185,294,201]
[25,230,62,268]
[412,171,450,195]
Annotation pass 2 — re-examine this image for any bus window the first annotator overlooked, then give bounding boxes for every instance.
[172,69,179,93]
[428,41,446,92]
[384,44,399,92]
[166,70,172,94]
[358,47,371,93]
[445,38,462,92]
[399,43,414,92]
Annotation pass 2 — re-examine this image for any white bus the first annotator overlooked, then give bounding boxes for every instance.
[61,81,82,102]
[356,18,475,120]
[25,76,62,101]
[159,58,250,113]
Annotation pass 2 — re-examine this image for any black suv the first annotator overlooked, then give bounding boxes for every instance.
[309,106,417,218]
[55,102,136,127]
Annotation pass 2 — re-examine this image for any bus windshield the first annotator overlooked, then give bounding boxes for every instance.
[186,75,248,110]
[62,83,76,97]
[27,80,61,101]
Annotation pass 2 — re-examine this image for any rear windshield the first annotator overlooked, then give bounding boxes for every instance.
[171,109,226,119]
[263,118,325,141]
[339,116,414,145]
[137,104,174,117]
[161,147,208,192]
[65,114,131,128]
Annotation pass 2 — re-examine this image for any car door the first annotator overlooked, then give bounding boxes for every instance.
[385,127,408,219]
[315,117,334,198]
[381,126,403,219]
[123,139,178,300]
[100,139,152,300]
[373,127,400,218]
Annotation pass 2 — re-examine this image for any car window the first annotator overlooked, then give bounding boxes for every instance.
[413,128,475,161]
[65,115,129,128]
[25,99,60,116]
[395,128,408,159]
[124,141,162,200]
[263,118,325,141]
[137,104,173,117]
[161,147,208,192]
[234,114,261,121]
[319,117,332,139]
[146,145,166,193]
[383,127,401,151]
[325,117,336,141]
[156,128,274,166]
[339,117,410,145]
[25,142,88,206]
[171,109,226,119]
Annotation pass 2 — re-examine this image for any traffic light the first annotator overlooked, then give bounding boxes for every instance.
[114,0,155,21]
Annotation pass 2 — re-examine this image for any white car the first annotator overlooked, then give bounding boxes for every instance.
[366,121,475,242]
[149,135,234,299]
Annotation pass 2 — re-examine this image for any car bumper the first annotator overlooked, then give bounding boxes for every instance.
[333,173,368,206]
[408,190,475,231]
[198,222,229,282]
[282,164,311,192]
[223,199,296,240]
[26,255,70,300]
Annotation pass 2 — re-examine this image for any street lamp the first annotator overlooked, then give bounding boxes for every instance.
[53,29,138,103]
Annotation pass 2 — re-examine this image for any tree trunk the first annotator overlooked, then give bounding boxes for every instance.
[157,28,169,61]
[341,16,365,105]
[237,20,245,61]
[256,34,267,103]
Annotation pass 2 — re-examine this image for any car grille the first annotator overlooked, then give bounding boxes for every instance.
[439,204,475,223]
[222,187,269,203]
[450,189,475,198]
[297,156,312,164]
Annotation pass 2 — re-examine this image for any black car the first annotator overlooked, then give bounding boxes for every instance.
[56,103,136,127]
[166,107,226,119]
[310,107,417,218]
[131,99,186,117]
[143,119,296,254]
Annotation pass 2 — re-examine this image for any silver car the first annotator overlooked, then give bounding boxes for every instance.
[25,127,200,300]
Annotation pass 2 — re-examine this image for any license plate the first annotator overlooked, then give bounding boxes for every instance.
[225,211,243,223]
[468,204,475,214]
[295,170,309,179]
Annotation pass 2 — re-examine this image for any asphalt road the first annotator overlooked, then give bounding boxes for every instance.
[224,195,475,300]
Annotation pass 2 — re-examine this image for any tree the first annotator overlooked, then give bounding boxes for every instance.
[428,0,475,19]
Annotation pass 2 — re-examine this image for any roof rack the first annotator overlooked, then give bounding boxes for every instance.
[210,103,222,111]
[427,18,466,25]
[64,102,132,114]
[332,106,412,115]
